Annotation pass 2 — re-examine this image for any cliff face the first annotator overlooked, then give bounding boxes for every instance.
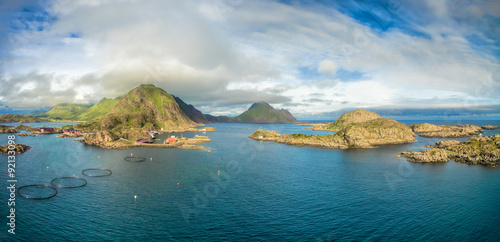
[91,84,198,140]
[173,95,210,124]
[234,102,298,123]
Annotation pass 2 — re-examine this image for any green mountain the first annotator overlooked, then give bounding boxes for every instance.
[234,102,298,123]
[91,84,198,139]
[40,103,92,120]
[78,97,120,121]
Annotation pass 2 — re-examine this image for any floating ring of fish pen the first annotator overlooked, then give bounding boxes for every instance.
[17,184,58,200]
[82,168,112,177]
[50,177,87,188]
[124,156,147,162]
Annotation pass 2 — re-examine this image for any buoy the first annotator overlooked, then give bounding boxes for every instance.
[47,166,49,169]
[134,195,137,199]
[177,183,180,186]
[218,170,220,176]
[131,153,133,156]
[150,158,152,161]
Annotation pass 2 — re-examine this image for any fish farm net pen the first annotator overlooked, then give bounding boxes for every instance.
[17,184,58,200]
[50,177,88,188]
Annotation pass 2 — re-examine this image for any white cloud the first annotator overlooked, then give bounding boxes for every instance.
[0,0,499,117]
[317,60,338,76]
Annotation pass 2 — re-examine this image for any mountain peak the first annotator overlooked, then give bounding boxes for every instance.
[235,102,297,123]
[249,102,272,109]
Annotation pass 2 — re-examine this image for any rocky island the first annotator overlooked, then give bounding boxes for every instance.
[0,143,31,154]
[0,125,18,133]
[250,109,416,149]
[397,135,500,167]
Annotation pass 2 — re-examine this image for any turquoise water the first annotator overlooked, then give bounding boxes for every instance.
[1,121,500,241]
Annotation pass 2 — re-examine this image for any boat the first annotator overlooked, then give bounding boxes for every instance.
[136,138,154,144]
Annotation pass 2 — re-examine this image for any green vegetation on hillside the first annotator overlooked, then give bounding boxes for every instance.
[39,103,92,120]
[77,97,120,121]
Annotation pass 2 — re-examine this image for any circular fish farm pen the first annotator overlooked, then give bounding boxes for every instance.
[82,168,112,177]
[17,184,58,200]
[124,156,147,162]
[50,177,88,188]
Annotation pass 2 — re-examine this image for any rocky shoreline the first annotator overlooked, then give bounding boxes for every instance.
[79,130,212,150]
[397,135,500,167]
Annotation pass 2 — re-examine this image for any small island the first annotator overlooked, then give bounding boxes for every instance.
[397,135,500,167]
[250,109,416,149]
[0,144,31,155]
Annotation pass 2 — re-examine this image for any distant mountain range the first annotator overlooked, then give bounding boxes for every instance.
[7,84,298,126]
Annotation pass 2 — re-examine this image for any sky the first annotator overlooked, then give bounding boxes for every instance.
[0,0,499,118]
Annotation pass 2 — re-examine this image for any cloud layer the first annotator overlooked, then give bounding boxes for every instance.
[0,0,499,117]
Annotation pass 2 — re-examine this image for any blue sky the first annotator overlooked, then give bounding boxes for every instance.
[0,0,499,118]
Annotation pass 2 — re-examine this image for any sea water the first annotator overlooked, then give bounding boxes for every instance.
[1,120,500,241]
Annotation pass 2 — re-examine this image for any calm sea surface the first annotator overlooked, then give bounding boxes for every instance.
[1,120,500,241]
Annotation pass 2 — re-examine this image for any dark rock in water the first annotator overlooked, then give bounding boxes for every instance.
[482,125,499,130]
[0,144,31,154]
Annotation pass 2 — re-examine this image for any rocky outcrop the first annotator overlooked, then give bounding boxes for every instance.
[81,131,119,147]
[0,144,31,154]
[0,126,18,133]
[57,133,82,138]
[250,117,416,149]
[18,133,36,137]
[397,149,449,163]
[398,134,500,167]
[482,125,499,130]
[411,123,483,138]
